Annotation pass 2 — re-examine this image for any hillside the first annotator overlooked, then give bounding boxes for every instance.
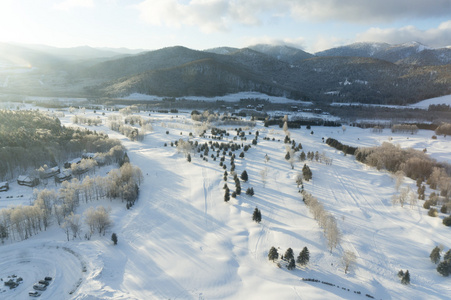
[1,42,451,104]
[1,106,450,299]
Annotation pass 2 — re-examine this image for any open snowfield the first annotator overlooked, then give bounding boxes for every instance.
[1,106,451,300]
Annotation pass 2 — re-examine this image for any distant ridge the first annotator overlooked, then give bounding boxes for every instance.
[1,42,451,104]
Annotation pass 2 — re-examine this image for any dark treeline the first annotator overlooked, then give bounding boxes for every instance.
[0,110,124,181]
[325,138,358,155]
[264,119,341,128]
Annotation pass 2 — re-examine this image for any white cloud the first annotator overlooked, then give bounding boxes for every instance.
[356,21,451,48]
[289,0,451,23]
[134,0,451,32]
[311,36,351,53]
[244,36,306,49]
[54,0,94,10]
[136,0,236,33]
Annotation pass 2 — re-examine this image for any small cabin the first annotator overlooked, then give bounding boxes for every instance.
[40,166,60,179]
[64,158,82,169]
[55,170,72,183]
[17,175,40,187]
[0,181,9,192]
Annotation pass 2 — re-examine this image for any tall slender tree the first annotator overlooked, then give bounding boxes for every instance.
[284,248,294,261]
[297,247,310,266]
[287,258,296,270]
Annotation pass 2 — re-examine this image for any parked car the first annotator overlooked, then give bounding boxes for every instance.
[38,280,49,286]
[29,290,41,297]
[33,283,46,291]
[44,276,52,281]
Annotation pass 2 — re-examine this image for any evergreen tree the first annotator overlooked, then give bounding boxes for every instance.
[111,233,118,245]
[444,249,451,261]
[397,270,404,278]
[268,246,279,262]
[187,153,191,162]
[302,164,312,181]
[430,246,441,264]
[297,246,310,266]
[246,187,254,196]
[241,170,248,182]
[284,248,294,261]
[401,270,410,285]
[437,260,451,277]
[287,258,296,270]
[224,187,230,202]
[252,207,261,223]
[285,152,291,160]
[300,151,306,161]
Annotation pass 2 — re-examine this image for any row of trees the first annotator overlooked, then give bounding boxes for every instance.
[302,191,341,252]
[435,123,451,136]
[72,115,102,126]
[391,124,419,134]
[0,163,142,242]
[355,142,451,197]
[268,246,310,270]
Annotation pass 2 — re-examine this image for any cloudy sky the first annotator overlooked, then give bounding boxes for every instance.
[1,0,451,53]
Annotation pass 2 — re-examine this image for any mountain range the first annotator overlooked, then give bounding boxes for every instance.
[1,42,450,105]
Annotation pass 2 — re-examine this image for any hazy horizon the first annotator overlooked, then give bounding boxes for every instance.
[1,1,451,53]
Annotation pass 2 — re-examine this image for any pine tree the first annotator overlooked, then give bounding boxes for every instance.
[111,233,118,245]
[430,246,441,264]
[397,270,404,278]
[246,187,254,196]
[285,152,291,160]
[444,249,451,261]
[241,170,248,182]
[302,164,312,181]
[268,246,279,262]
[300,151,306,161]
[252,207,261,223]
[297,247,310,266]
[235,177,241,195]
[437,260,451,277]
[187,153,191,162]
[287,258,296,270]
[284,248,294,261]
[224,187,230,202]
[401,270,410,285]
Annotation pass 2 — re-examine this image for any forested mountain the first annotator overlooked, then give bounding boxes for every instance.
[1,42,451,104]
[315,42,451,66]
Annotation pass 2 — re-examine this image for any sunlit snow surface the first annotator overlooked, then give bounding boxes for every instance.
[1,104,450,300]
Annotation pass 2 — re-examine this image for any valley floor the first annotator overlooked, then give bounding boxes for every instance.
[1,108,450,300]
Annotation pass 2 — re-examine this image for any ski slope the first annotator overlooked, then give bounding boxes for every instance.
[1,108,450,300]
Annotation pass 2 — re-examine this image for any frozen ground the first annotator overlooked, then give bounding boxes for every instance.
[1,106,450,299]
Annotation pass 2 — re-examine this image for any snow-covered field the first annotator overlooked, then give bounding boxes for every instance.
[1,107,451,300]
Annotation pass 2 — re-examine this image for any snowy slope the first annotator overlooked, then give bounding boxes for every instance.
[1,108,450,300]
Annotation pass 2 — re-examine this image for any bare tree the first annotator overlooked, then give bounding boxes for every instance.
[84,206,112,237]
[295,172,303,188]
[64,212,82,240]
[260,167,268,188]
[394,170,405,191]
[325,215,341,253]
[342,250,357,274]
[392,186,411,208]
